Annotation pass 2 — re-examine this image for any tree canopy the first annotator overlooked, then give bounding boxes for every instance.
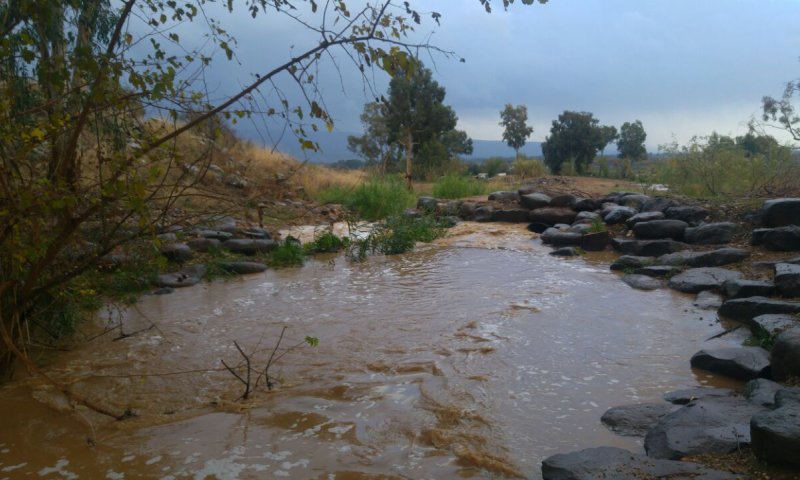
[617,120,648,161]
[541,111,607,174]
[499,104,534,157]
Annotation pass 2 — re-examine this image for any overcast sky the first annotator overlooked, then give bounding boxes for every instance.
[184,0,800,151]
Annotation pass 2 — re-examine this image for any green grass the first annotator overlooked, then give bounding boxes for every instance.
[304,231,349,254]
[316,175,415,220]
[267,238,306,267]
[348,214,447,260]
[431,174,487,199]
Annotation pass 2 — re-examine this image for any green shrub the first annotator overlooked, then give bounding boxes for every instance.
[349,176,416,220]
[267,238,305,267]
[432,174,486,199]
[348,214,446,260]
[512,157,549,179]
[304,231,349,254]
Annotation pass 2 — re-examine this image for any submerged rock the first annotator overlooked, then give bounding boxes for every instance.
[550,247,580,257]
[600,403,674,437]
[662,387,734,405]
[622,274,662,290]
[610,255,652,271]
[694,290,723,310]
[541,446,739,480]
[157,264,206,288]
[219,261,268,275]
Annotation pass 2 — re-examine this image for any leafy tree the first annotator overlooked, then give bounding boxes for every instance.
[0,0,540,409]
[348,102,402,173]
[499,104,534,157]
[380,63,472,182]
[617,120,648,161]
[598,125,618,158]
[762,79,800,142]
[541,111,605,174]
[735,131,783,157]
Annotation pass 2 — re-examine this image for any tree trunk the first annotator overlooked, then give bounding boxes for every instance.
[404,130,413,190]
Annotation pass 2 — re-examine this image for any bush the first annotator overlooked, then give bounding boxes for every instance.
[348,214,446,260]
[322,175,416,220]
[432,174,486,199]
[512,157,549,179]
[304,231,349,254]
[267,239,305,267]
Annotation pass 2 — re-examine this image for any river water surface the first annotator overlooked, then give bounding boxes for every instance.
[0,223,744,479]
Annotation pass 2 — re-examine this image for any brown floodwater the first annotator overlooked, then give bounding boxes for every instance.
[0,223,749,479]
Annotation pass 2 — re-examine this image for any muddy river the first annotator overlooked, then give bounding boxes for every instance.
[0,223,745,479]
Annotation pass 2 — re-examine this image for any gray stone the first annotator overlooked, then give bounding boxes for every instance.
[517,184,539,196]
[221,238,277,255]
[694,290,723,310]
[744,378,783,407]
[186,237,221,253]
[157,232,178,242]
[161,243,193,263]
[519,192,552,210]
[641,197,677,213]
[157,265,206,288]
[622,274,662,290]
[219,261,268,275]
[775,262,800,297]
[567,223,591,234]
[684,222,737,245]
[611,238,686,257]
[550,247,580,257]
[541,446,739,480]
[601,403,675,437]
[610,256,652,271]
[488,191,519,202]
[761,197,800,227]
[550,194,577,208]
[690,347,770,380]
[529,207,578,226]
[417,196,438,212]
[719,296,800,323]
[241,228,271,239]
[459,202,478,219]
[619,194,651,209]
[196,229,234,241]
[753,225,800,251]
[771,326,800,381]
[633,219,689,240]
[541,228,583,247]
[664,205,710,225]
[574,211,600,222]
[572,198,601,212]
[604,206,637,224]
[776,388,800,407]
[215,217,237,233]
[663,387,734,405]
[657,248,750,268]
[752,314,800,337]
[668,268,742,293]
[644,396,766,459]
[528,222,549,234]
[721,279,775,299]
[491,208,531,223]
[625,211,665,229]
[634,265,681,278]
[751,400,800,466]
[151,287,174,295]
[472,206,493,222]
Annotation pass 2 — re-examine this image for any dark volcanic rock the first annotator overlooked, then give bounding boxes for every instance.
[751,399,800,466]
[541,446,738,480]
[550,194,577,208]
[664,205,709,225]
[161,243,193,263]
[641,197,677,213]
[572,198,601,212]
[459,201,478,219]
[644,396,767,459]
[753,225,800,251]
[529,207,578,226]
[718,296,800,323]
[157,264,206,288]
[601,403,675,437]
[550,247,580,257]
[622,274,662,290]
[541,228,583,247]
[721,279,776,299]
[658,248,750,267]
[668,268,742,293]
[619,193,651,209]
[519,192,552,210]
[186,237,221,253]
[663,387,734,405]
[241,228,271,239]
[625,211,665,229]
[491,209,531,223]
[610,255,652,271]
[744,378,783,408]
[221,238,277,255]
[771,326,800,381]
[611,238,686,257]
[488,190,519,202]
[633,219,689,240]
[574,211,600,222]
[472,206,494,222]
[775,262,800,297]
[417,196,438,212]
[603,206,637,224]
[684,222,737,245]
[528,222,549,234]
[761,197,800,227]
[690,347,770,380]
[635,265,681,278]
[694,290,723,310]
[517,184,539,196]
[219,261,268,275]
[752,314,800,337]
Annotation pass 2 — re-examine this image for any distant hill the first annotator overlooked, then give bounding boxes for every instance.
[466,140,543,160]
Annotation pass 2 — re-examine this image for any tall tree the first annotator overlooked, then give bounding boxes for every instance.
[541,111,605,174]
[499,104,534,157]
[762,79,800,142]
[384,63,472,183]
[348,102,402,173]
[598,125,618,158]
[617,120,648,161]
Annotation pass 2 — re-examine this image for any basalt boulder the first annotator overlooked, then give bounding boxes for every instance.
[519,192,552,210]
[541,228,583,247]
[529,207,578,226]
[751,396,800,466]
[760,198,800,227]
[157,264,206,288]
[601,403,675,437]
[604,206,637,224]
[744,378,784,408]
[491,209,531,223]
[774,262,800,297]
[625,211,665,229]
[186,237,221,253]
[619,193,651,209]
[690,347,770,380]
[550,194,577,208]
[721,279,775,299]
[635,265,681,278]
[657,248,750,268]
[611,239,686,257]
[572,198,602,212]
[667,268,742,293]
[684,222,737,245]
[622,274,662,291]
[719,296,800,323]
[222,238,277,255]
[641,197,677,213]
[610,255,652,271]
[633,219,689,240]
[219,261,268,275]
[771,326,800,381]
[752,225,800,251]
[488,191,519,202]
[752,314,800,337]
[161,243,193,263]
[664,205,709,225]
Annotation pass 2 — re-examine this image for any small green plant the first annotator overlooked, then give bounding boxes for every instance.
[317,175,415,220]
[304,231,349,254]
[587,218,607,233]
[267,238,305,267]
[431,174,487,199]
[744,327,778,350]
[348,214,446,260]
[512,157,549,179]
